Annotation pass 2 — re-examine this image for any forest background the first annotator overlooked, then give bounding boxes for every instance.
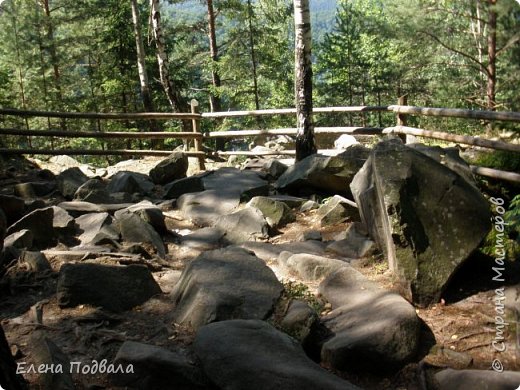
[0,0,519,165]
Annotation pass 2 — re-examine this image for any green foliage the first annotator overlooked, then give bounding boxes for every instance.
[481,195,520,261]
[471,150,520,173]
[282,280,325,313]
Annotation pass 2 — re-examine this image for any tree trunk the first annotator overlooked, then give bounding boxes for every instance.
[206,0,222,113]
[247,0,260,110]
[130,0,160,144]
[486,0,497,111]
[293,0,316,162]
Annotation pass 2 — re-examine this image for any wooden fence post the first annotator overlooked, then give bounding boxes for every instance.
[190,99,206,171]
[397,95,415,144]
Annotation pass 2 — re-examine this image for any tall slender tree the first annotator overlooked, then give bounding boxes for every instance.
[294,0,316,161]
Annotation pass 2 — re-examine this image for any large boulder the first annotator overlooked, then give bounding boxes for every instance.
[163,175,205,200]
[111,341,210,390]
[0,209,6,253]
[247,196,296,229]
[170,247,283,330]
[57,263,162,312]
[215,207,270,244]
[149,152,188,185]
[275,145,369,195]
[351,139,491,305]
[316,195,359,226]
[177,190,241,227]
[194,320,361,390]
[73,178,112,203]
[106,171,154,195]
[6,207,56,249]
[114,201,167,235]
[75,212,119,246]
[201,167,269,200]
[318,265,421,372]
[435,369,520,390]
[0,195,25,225]
[56,167,89,199]
[115,212,166,258]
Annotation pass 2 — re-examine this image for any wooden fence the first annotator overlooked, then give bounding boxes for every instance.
[0,98,519,183]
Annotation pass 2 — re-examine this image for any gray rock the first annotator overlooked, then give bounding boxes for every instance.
[279,253,346,282]
[334,134,359,149]
[107,171,154,195]
[263,159,288,179]
[51,206,75,231]
[177,190,240,227]
[215,207,270,244]
[4,229,34,250]
[280,300,318,342]
[435,369,520,390]
[266,195,307,209]
[318,265,421,371]
[275,145,369,195]
[350,139,491,305]
[326,223,375,259]
[116,212,165,258]
[0,195,25,225]
[20,251,51,272]
[247,196,296,229]
[111,341,210,390]
[14,181,55,198]
[115,201,167,234]
[317,195,359,226]
[300,200,319,212]
[194,320,361,390]
[57,167,89,199]
[75,212,119,246]
[30,333,74,390]
[6,207,55,249]
[58,201,133,216]
[163,175,204,200]
[297,230,322,241]
[171,247,283,330]
[73,178,112,203]
[57,263,162,312]
[202,167,269,200]
[180,227,225,250]
[240,240,327,263]
[149,152,188,185]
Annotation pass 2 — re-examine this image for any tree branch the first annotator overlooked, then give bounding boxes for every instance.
[419,30,488,75]
[497,33,520,57]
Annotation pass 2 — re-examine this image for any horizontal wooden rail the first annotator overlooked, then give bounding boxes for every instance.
[0,148,205,157]
[383,126,520,153]
[0,128,202,139]
[0,108,200,121]
[469,165,520,184]
[207,127,383,138]
[201,106,389,118]
[388,105,520,123]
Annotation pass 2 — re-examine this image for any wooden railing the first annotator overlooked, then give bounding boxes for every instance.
[0,99,519,183]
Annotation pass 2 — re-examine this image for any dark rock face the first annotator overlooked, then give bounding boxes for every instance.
[318,265,421,372]
[435,369,520,390]
[57,263,162,312]
[0,195,25,225]
[171,247,283,331]
[75,212,118,246]
[316,195,359,226]
[56,167,89,199]
[163,176,205,199]
[114,202,167,235]
[0,209,6,253]
[111,341,210,390]
[116,212,166,257]
[149,152,189,185]
[201,167,269,200]
[194,320,361,390]
[351,139,491,305]
[107,171,154,195]
[74,178,112,203]
[275,145,369,195]
[6,207,56,249]
[247,196,296,229]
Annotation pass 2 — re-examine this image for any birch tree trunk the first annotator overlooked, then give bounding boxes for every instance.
[150,0,183,112]
[293,0,316,161]
[130,0,160,142]
[206,0,221,113]
[486,0,497,111]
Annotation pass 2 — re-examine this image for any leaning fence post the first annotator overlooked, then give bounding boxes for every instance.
[190,99,206,171]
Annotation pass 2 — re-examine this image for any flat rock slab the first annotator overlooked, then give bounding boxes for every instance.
[318,265,421,372]
[170,247,283,331]
[58,201,134,216]
[163,175,205,200]
[180,227,225,250]
[177,189,240,227]
[278,253,346,282]
[201,167,269,199]
[240,240,327,262]
[194,319,361,390]
[435,369,520,390]
[111,341,209,390]
[57,263,162,312]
